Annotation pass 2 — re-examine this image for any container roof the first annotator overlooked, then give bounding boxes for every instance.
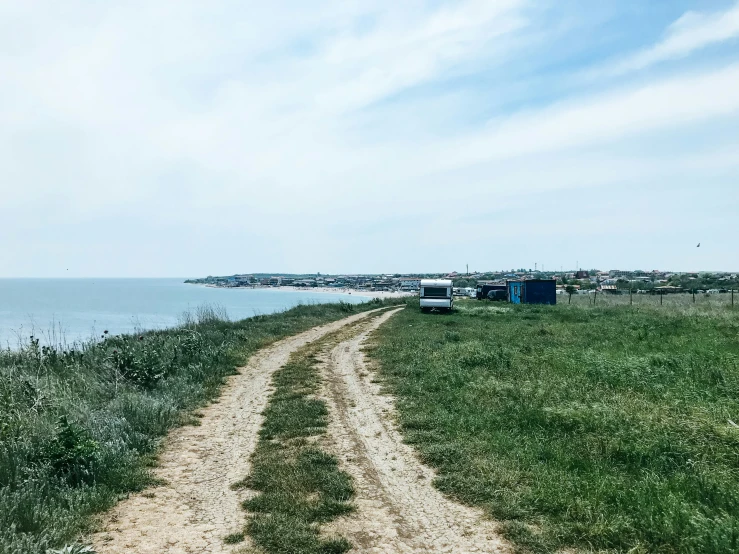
[420,279,452,286]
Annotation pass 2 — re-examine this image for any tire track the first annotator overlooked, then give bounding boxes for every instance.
[320,309,509,554]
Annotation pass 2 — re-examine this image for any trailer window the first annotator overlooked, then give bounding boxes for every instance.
[422,287,449,298]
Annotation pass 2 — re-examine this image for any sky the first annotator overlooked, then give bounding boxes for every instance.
[1,0,738,277]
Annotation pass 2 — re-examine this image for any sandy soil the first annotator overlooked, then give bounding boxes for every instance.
[274,286,413,299]
[319,309,509,553]
[199,283,414,299]
[91,308,387,554]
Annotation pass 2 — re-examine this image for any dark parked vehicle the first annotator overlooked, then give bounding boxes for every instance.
[487,289,507,301]
[477,283,506,299]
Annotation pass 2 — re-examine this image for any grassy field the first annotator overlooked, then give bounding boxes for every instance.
[367,295,739,553]
[560,291,736,310]
[0,299,398,554]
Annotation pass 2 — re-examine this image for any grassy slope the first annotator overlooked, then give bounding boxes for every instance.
[0,299,398,554]
[367,297,739,553]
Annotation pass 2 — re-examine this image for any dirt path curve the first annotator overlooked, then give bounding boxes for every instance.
[91,308,389,554]
[321,309,509,554]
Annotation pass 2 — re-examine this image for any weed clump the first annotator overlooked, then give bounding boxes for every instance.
[42,417,100,486]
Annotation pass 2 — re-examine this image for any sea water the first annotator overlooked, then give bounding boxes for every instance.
[0,278,366,347]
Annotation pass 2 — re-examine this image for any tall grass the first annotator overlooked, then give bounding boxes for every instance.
[368,297,739,553]
[0,298,397,554]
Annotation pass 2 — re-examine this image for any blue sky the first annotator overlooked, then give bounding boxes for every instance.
[1,0,738,276]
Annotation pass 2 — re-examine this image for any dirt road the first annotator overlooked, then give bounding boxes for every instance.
[320,309,508,553]
[91,309,385,554]
[92,307,507,553]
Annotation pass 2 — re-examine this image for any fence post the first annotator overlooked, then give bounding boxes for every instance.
[630,287,633,306]
[693,289,696,303]
[660,292,663,306]
[594,290,597,305]
[732,289,735,308]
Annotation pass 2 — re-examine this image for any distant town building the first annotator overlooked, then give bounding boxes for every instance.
[399,278,421,290]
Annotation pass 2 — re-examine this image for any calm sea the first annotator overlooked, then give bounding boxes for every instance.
[0,278,366,347]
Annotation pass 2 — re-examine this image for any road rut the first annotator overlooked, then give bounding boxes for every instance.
[320,309,509,554]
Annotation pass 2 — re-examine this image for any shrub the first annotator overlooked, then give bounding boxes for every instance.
[42,417,100,486]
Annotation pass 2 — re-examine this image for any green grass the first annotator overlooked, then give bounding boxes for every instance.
[560,290,737,310]
[367,296,739,553]
[223,531,245,544]
[240,314,389,554]
[0,298,399,554]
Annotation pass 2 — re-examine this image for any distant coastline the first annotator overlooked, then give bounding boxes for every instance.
[0,278,378,348]
[191,282,412,299]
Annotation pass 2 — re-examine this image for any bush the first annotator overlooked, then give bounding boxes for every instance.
[42,417,100,486]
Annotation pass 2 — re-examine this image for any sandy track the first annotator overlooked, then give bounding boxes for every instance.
[320,309,509,554]
[91,308,387,554]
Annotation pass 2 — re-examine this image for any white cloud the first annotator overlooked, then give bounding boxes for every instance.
[430,62,739,171]
[0,1,737,275]
[598,1,739,77]
[315,0,527,113]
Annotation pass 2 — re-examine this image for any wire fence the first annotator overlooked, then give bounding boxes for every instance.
[561,290,736,309]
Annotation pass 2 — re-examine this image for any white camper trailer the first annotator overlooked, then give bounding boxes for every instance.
[419,279,453,312]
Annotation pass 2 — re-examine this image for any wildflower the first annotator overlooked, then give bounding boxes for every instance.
[104,330,109,334]
[139,336,144,341]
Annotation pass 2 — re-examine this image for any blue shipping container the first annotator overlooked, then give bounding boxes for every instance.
[523,279,556,305]
[507,280,556,305]
[508,281,523,304]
